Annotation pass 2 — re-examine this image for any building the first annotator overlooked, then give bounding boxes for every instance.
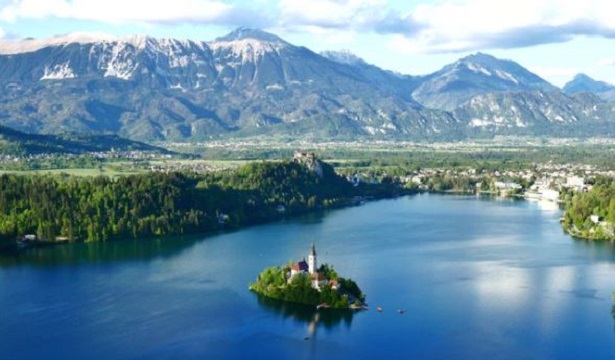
[289,243,328,289]
[308,242,317,274]
[494,181,522,191]
[566,176,585,190]
[290,259,309,277]
[293,151,316,161]
[311,272,327,289]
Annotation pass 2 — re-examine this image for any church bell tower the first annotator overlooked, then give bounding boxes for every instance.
[308,242,317,274]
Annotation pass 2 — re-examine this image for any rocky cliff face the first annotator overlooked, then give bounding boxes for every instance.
[454,91,615,137]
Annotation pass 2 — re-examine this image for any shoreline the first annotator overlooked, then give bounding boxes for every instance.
[1,186,416,252]
[2,188,595,254]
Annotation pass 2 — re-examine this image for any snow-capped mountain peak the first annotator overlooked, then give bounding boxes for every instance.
[209,28,289,63]
[320,50,367,66]
[214,27,286,43]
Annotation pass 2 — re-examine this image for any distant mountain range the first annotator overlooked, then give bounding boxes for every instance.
[410,53,558,110]
[563,73,615,102]
[0,27,614,143]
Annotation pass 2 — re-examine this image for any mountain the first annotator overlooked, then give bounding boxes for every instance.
[0,28,438,141]
[321,50,421,103]
[0,125,168,155]
[0,28,614,142]
[454,91,615,137]
[412,53,557,110]
[563,74,615,102]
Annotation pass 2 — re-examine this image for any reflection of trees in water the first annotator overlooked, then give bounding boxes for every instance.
[256,294,354,333]
[572,238,615,263]
[0,234,203,267]
[612,304,615,333]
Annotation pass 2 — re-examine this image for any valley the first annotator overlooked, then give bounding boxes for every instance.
[3,3,615,360]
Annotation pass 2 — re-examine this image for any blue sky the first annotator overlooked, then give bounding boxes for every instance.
[1,0,614,86]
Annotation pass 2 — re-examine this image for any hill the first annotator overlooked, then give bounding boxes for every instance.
[0,125,168,155]
[0,158,370,242]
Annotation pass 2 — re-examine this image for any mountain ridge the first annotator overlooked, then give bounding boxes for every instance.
[0,27,614,143]
[563,73,615,102]
[411,52,558,110]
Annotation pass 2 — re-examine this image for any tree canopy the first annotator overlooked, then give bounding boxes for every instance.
[0,159,360,243]
[562,177,615,240]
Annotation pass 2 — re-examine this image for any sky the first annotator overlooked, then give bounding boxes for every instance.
[1,0,615,87]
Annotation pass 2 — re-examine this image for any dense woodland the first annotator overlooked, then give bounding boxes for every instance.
[0,159,373,243]
[250,263,365,308]
[562,177,615,240]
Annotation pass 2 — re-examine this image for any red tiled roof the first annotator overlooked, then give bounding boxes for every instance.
[291,260,308,272]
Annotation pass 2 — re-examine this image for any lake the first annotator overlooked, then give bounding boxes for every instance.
[2,194,615,359]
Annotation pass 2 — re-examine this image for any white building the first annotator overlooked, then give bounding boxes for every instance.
[566,176,585,189]
[290,259,308,278]
[308,242,317,274]
[288,243,327,289]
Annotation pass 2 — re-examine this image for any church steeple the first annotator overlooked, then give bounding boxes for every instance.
[308,242,317,274]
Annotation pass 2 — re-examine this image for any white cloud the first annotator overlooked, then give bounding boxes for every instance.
[0,0,236,24]
[597,58,615,67]
[398,0,615,53]
[0,27,5,39]
[278,0,615,54]
[278,0,417,33]
[3,0,615,56]
[280,0,382,29]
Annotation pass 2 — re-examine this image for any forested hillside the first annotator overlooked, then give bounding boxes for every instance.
[0,160,358,243]
[562,177,615,240]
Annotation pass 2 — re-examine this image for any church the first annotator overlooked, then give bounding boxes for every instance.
[288,243,329,290]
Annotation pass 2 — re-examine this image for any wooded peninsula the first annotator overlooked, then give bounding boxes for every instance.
[0,157,403,244]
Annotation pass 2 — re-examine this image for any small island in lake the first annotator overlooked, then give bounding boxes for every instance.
[250,243,366,309]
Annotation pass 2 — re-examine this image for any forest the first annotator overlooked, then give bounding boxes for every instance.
[0,159,380,243]
[561,177,615,240]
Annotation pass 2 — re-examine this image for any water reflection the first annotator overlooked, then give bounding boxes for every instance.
[255,294,355,336]
[0,235,203,267]
[572,238,615,263]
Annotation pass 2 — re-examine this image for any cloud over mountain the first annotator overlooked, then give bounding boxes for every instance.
[391,0,615,53]
[278,0,419,34]
[2,0,615,55]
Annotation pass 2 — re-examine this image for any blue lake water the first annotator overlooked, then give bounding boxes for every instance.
[2,194,615,359]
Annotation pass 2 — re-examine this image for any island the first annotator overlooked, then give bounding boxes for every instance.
[249,243,366,309]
